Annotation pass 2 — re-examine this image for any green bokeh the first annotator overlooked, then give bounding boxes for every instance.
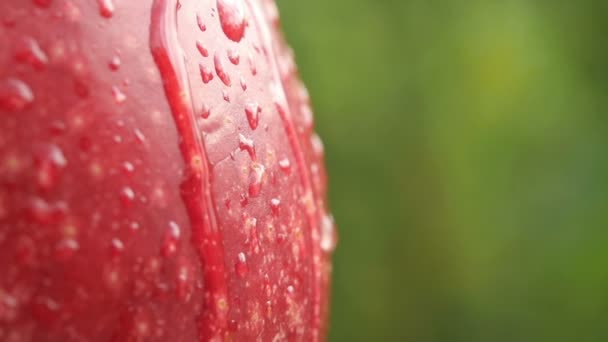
[277,1,608,341]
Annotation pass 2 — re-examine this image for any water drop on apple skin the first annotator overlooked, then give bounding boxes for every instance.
[248,163,265,197]
[199,103,211,119]
[216,0,246,42]
[97,0,115,18]
[14,37,49,70]
[245,102,261,130]
[120,186,136,207]
[196,40,209,57]
[112,86,127,103]
[214,51,231,87]
[227,48,240,65]
[235,252,248,278]
[238,133,256,160]
[161,221,181,257]
[26,197,68,224]
[34,144,67,191]
[320,214,337,254]
[196,13,207,32]
[270,198,281,217]
[0,78,34,112]
[109,55,121,71]
[200,64,214,84]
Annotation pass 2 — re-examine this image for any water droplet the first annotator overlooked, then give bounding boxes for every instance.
[227,48,240,65]
[196,40,209,57]
[161,221,181,257]
[248,163,265,197]
[238,133,255,160]
[199,64,214,84]
[199,103,211,119]
[176,264,192,301]
[112,86,127,103]
[196,13,207,31]
[0,78,34,112]
[109,55,121,71]
[217,0,246,42]
[110,238,125,257]
[97,0,115,18]
[244,102,260,130]
[248,53,257,75]
[222,89,230,102]
[134,128,146,143]
[235,252,248,278]
[35,144,67,190]
[26,197,68,224]
[49,120,67,135]
[130,221,140,232]
[270,198,280,216]
[278,158,291,174]
[122,161,135,175]
[240,76,247,91]
[214,52,231,86]
[320,214,337,253]
[120,186,136,207]
[311,133,325,158]
[14,37,49,70]
[55,238,79,260]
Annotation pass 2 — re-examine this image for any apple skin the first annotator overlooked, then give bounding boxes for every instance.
[0,1,335,341]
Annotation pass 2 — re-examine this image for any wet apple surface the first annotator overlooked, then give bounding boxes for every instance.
[0,0,335,341]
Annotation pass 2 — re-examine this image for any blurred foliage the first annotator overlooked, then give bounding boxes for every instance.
[277,0,608,341]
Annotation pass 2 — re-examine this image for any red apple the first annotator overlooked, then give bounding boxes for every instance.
[0,0,336,341]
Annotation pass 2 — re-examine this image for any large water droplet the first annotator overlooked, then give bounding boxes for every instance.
[0,78,34,112]
[199,64,214,84]
[248,163,265,197]
[238,133,255,160]
[216,0,246,42]
[14,37,49,70]
[97,0,115,18]
[214,52,231,87]
[244,102,260,130]
[235,252,248,278]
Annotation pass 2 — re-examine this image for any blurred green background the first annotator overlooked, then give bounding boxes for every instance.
[277,1,608,341]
